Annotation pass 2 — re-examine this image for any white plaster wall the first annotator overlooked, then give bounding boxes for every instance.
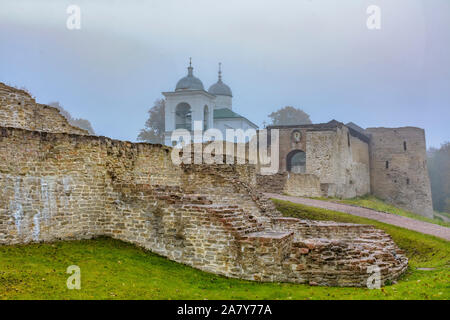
[213,118,257,142]
[163,91,215,145]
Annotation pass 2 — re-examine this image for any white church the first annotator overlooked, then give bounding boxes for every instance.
[163,60,258,146]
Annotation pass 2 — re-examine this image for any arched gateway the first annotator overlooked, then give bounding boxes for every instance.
[286,149,306,173]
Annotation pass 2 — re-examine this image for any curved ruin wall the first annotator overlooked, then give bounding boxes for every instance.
[0,83,88,135]
[366,127,433,218]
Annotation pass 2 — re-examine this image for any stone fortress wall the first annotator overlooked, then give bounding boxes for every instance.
[264,123,371,199]
[261,122,433,217]
[0,83,408,287]
[366,127,434,218]
[0,127,408,287]
[305,125,370,198]
[0,83,88,135]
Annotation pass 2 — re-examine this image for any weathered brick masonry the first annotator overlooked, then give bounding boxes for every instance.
[0,128,408,286]
[0,83,88,135]
[261,121,433,218]
[366,127,434,218]
[0,83,408,286]
[256,173,322,198]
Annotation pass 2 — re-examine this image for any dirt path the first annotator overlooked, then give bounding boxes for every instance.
[266,193,450,241]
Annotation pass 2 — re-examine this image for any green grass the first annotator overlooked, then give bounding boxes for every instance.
[312,195,450,228]
[441,211,450,219]
[0,201,449,300]
[435,211,450,221]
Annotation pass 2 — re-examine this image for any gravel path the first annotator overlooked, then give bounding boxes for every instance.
[266,193,450,241]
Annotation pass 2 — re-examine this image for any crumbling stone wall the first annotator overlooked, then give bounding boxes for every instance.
[0,83,409,287]
[257,173,322,198]
[284,174,322,198]
[0,126,408,287]
[366,127,433,218]
[0,83,88,135]
[269,218,407,286]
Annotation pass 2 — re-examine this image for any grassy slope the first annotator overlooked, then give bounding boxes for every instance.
[0,200,449,300]
[312,195,450,228]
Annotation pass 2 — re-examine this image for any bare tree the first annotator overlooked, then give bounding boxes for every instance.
[428,142,450,213]
[48,101,95,135]
[137,99,165,144]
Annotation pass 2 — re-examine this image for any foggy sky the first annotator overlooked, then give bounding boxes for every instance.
[0,0,449,148]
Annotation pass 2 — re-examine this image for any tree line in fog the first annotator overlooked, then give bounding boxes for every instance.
[428,142,450,213]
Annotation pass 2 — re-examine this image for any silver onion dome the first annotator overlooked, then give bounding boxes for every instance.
[175,59,204,91]
[208,63,232,97]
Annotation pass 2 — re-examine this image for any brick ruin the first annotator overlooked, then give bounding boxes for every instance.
[0,83,88,135]
[0,83,408,287]
[256,173,322,198]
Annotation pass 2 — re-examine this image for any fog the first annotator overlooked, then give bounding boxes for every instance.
[0,0,449,147]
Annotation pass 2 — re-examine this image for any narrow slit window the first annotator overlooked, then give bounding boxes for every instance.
[386,161,389,169]
[347,132,351,147]
[403,141,407,151]
[407,178,410,185]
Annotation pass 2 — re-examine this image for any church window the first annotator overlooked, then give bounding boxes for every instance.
[203,105,209,131]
